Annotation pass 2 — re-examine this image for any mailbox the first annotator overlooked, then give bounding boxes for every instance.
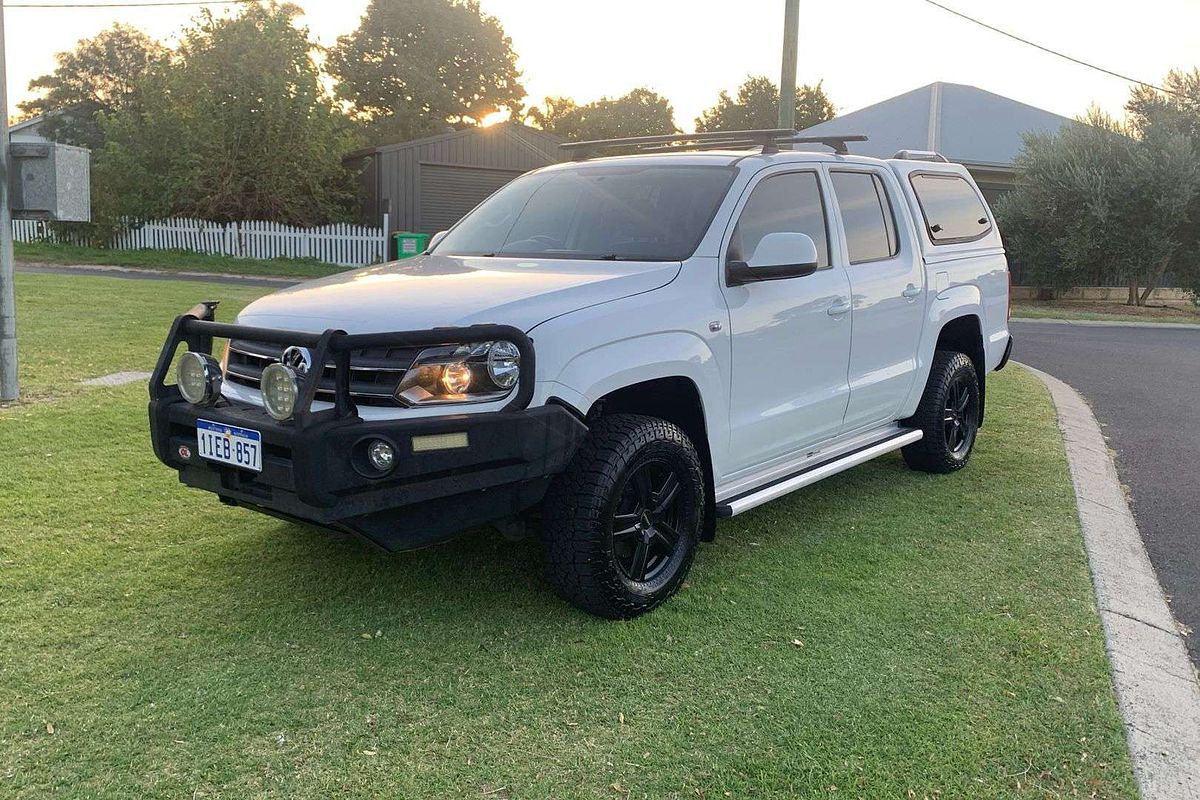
[8,142,91,222]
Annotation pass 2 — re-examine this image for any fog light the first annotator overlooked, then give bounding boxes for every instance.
[367,440,395,472]
[260,363,299,421]
[177,351,223,406]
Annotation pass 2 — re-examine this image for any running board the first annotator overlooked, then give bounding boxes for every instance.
[715,429,923,518]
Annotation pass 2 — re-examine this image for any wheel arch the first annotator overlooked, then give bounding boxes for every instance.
[933,313,987,426]
[583,376,718,542]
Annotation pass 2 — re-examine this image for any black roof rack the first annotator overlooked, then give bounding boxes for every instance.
[558,130,868,159]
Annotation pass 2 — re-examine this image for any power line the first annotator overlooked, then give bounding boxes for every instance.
[7,0,251,7]
[923,0,1180,97]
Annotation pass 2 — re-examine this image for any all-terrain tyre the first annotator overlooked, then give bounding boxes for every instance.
[901,350,980,474]
[541,414,705,619]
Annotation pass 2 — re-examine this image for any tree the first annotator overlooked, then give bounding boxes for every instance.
[995,106,1199,304]
[695,76,834,133]
[328,0,524,144]
[528,88,678,142]
[18,24,166,150]
[95,4,360,227]
[1125,70,1200,300]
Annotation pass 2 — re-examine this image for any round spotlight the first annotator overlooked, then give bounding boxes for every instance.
[260,363,299,421]
[487,340,521,389]
[367,439,395,473]
[177,351,223,406]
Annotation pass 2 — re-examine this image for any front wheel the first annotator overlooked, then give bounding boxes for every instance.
[541,414,705,619]
[902,350,980,473]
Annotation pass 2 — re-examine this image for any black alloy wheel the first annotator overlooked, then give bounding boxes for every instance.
[902,349,981,473]
[610,460,687,584]
[943,373,977,455]
[541,414,704,619]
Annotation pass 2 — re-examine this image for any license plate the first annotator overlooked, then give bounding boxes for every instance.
[196,419,262,472]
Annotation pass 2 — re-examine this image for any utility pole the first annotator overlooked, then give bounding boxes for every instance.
[777,0,800,131]
[0,0,15,402]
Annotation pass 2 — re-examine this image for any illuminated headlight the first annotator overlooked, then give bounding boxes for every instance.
[394,341,521,406]
[260,363,299,421]
[176,351,223,406]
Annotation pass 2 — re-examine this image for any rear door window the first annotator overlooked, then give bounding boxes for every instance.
[909,173,992,244]
[831,171,898,263]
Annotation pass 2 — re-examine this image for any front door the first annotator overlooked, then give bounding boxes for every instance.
[828,168,925,431]
[720,169,853,473]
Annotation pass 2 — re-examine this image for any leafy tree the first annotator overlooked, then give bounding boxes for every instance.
[1124,70,1200,300]
[328,0,524,144]
[995,106,1199,304]
[96,4,360,227]
[528,88,678,142]
[695,76,834,132]
[18,24,166,150]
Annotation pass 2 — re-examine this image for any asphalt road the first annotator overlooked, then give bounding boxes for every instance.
[1011,320,1200,664]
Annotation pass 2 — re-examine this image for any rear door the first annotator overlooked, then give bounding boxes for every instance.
[827,167,925,431]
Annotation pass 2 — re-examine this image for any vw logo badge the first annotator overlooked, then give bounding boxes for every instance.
[281,345,313,375]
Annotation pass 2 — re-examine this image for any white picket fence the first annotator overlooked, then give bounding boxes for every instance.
[13,214,391,268]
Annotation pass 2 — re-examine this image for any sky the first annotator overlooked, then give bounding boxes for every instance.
[4,0,1198,129]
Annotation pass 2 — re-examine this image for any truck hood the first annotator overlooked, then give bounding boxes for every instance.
[236,254,681,333]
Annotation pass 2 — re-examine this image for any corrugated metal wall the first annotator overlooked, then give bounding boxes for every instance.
[355,124,562,238]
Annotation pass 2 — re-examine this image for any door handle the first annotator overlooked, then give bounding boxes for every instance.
[827,300,852,316]
[902,283,921,299]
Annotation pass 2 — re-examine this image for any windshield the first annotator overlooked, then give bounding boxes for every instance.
[433,164,735,261]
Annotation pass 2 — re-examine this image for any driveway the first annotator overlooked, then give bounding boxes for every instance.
[1011,319,1200,665]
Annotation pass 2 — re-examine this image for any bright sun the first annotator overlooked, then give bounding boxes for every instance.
[480,110,510,127]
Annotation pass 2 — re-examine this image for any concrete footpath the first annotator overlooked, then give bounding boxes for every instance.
[1023,363,1200,799]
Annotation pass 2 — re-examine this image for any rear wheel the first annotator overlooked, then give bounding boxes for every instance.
[902,350,980,473]
[541,414,704,619]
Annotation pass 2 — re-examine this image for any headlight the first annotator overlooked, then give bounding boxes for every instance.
[176,351,222,406]
[394,341,521,406]
[260,363,299,420]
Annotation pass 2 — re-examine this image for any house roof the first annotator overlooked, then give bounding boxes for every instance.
[798,82,1076,169]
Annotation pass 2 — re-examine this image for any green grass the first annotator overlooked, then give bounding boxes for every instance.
[1013,300,1200,325]
[15,241,352,279]
[0,273,1136,798]
[5,273,265,403]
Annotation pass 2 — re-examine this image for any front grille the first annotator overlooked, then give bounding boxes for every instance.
[225,340,423,407]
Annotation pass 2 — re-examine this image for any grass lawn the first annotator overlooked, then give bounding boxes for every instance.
[0,274,1136,798]
[1013,299,1200,325]
[15,241,354,280]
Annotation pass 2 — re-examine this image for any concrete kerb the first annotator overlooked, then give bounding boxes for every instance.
[1020,362,1200,799]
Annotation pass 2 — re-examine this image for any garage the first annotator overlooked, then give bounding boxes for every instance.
[346,122,563,246]
[417,163,526,234]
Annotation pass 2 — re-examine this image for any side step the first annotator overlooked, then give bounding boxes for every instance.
[715,429,923,518]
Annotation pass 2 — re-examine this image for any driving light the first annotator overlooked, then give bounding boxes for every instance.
[441,362,473,394]
[367,439,395,472]
[487,340,521,389]
[177,351,223,406]
[394,341,521,406]
[260,363,299,421]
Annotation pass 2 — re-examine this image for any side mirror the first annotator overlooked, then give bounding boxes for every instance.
[727,232,820,286]
[426,230,449,252]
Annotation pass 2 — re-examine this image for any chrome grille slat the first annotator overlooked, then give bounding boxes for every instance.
[225,340,419,407]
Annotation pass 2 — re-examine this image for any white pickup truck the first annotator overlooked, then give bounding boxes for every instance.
[150,130,1012,619]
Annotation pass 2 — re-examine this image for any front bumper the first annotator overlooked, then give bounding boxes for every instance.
[149,305,586,550]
